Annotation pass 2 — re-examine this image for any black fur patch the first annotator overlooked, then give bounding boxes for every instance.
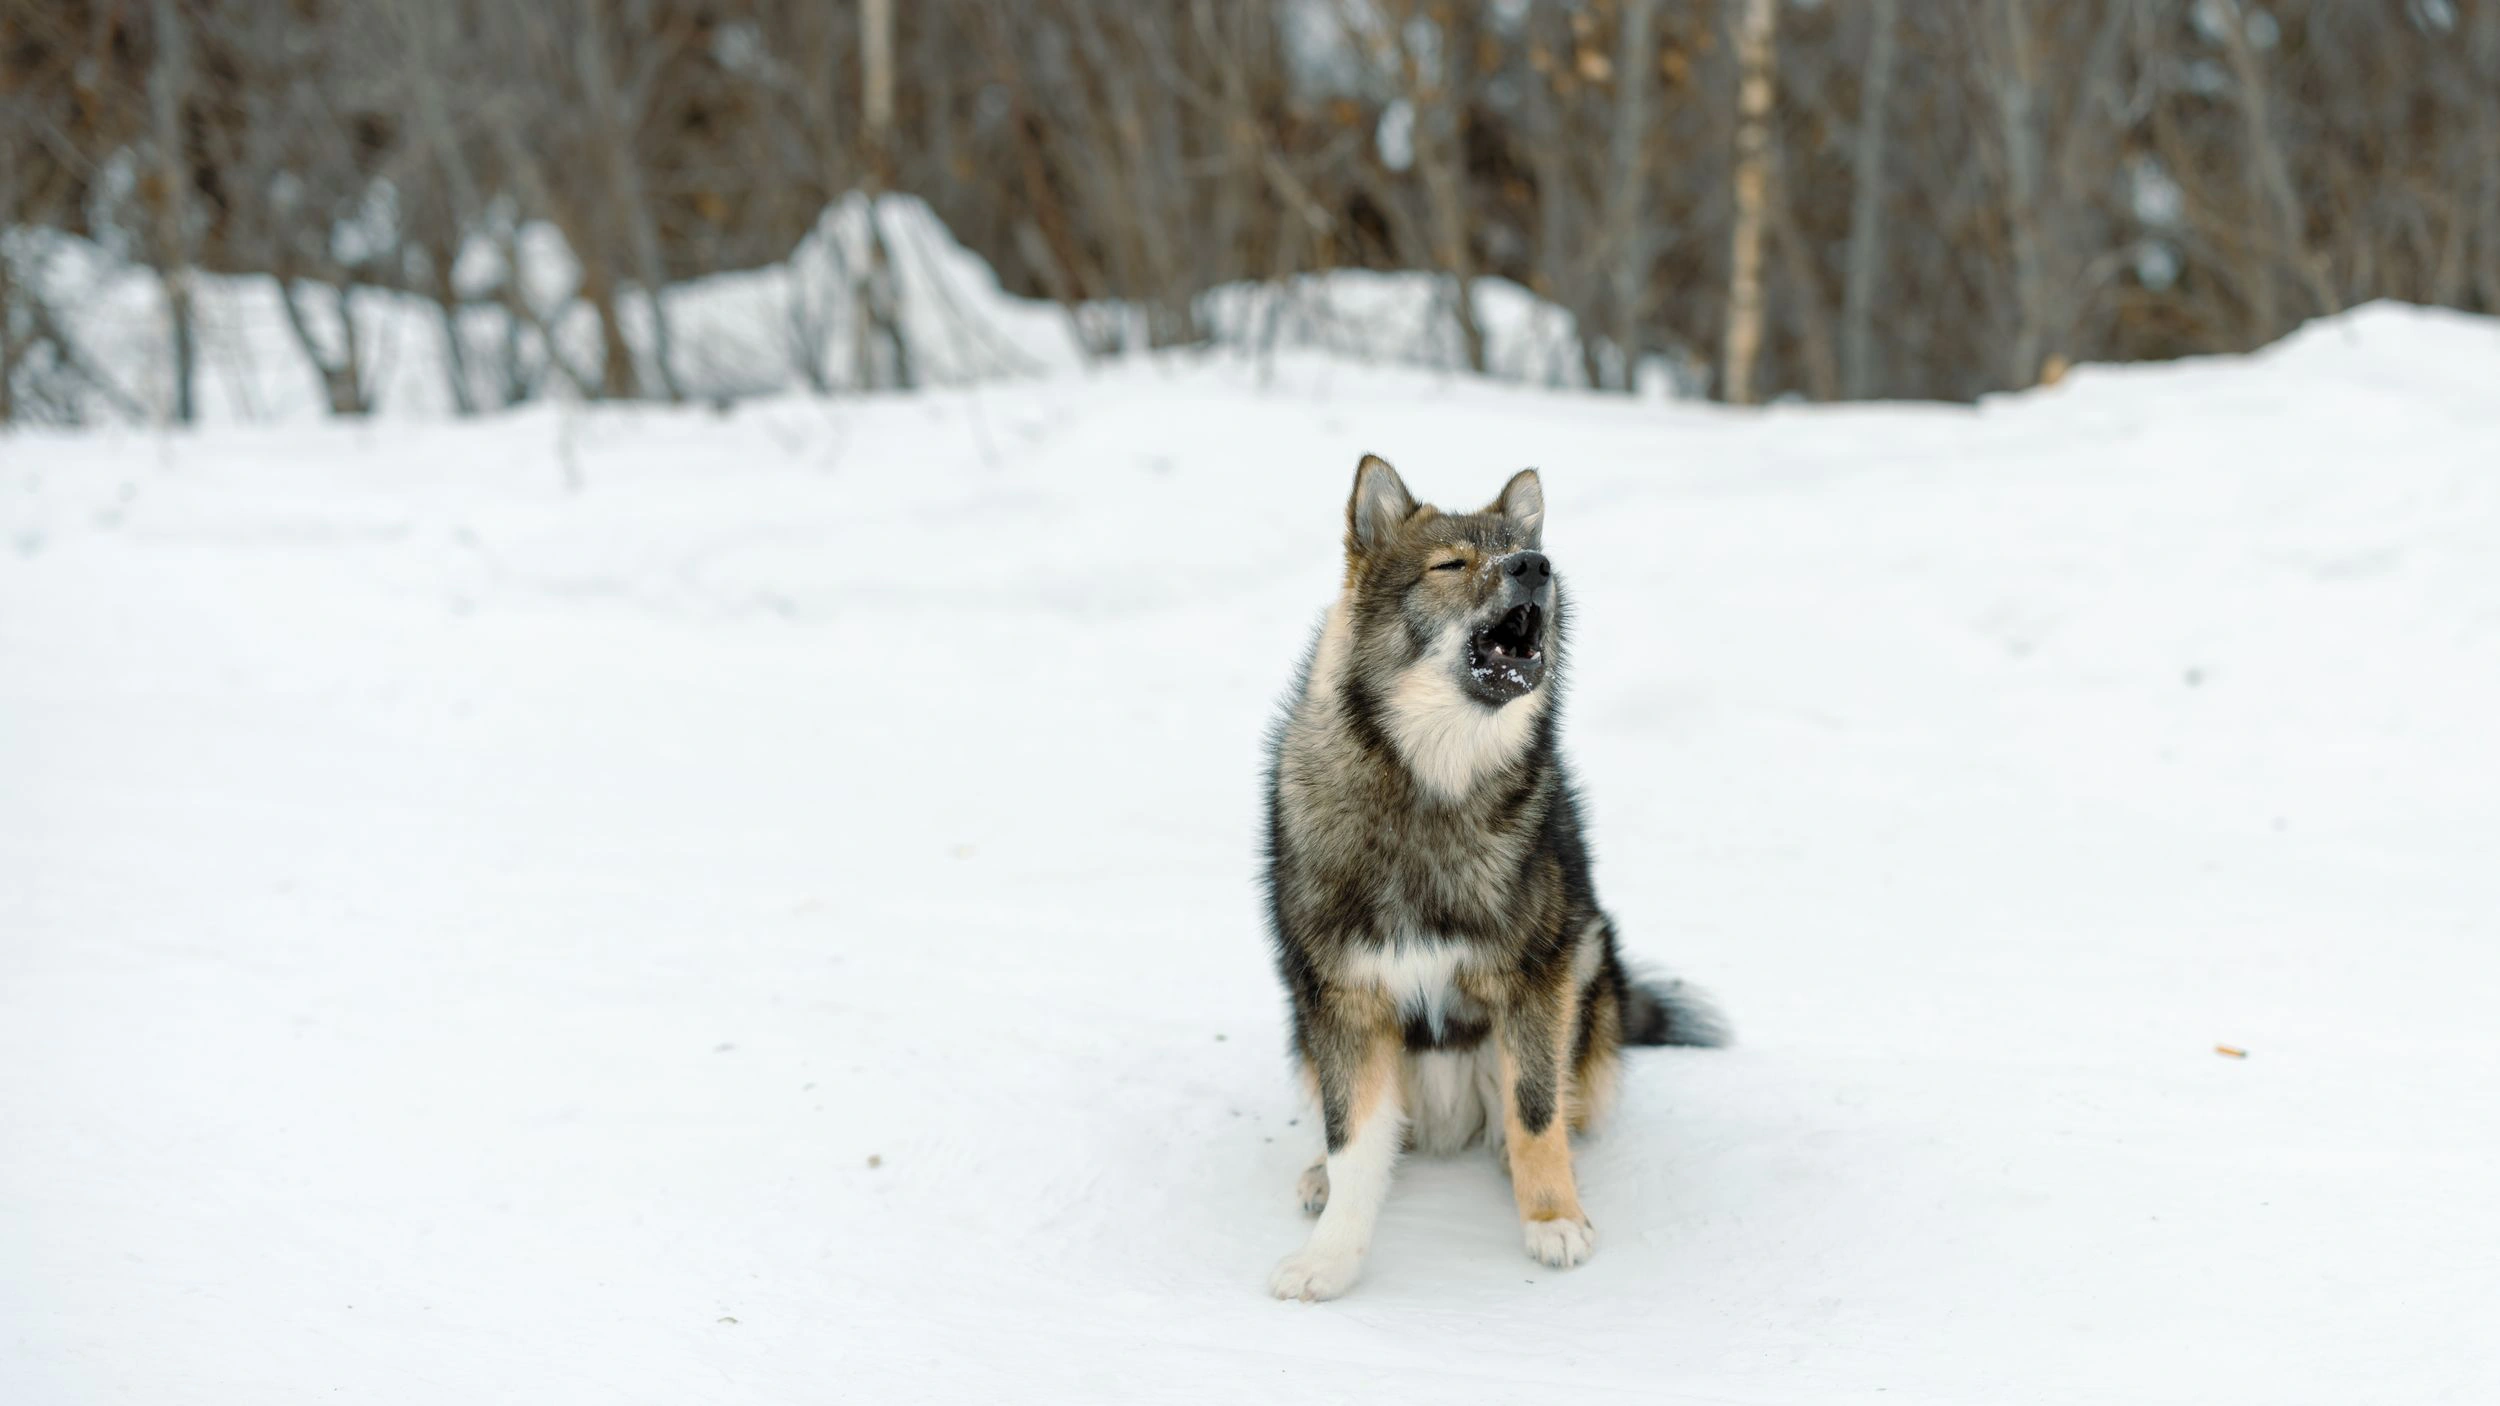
[1619,976,1732,1048]
[1512,1048,1560,1135]
[1335,676,1398,764]
[1400,1008,1492,1053]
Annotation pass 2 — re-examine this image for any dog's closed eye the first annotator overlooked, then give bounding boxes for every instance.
[1429,559,1466,572]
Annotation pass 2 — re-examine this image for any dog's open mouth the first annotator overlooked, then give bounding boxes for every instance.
[1467,603,1545,700]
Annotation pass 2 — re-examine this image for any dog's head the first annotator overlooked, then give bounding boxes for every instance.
[1338,454,1557,710]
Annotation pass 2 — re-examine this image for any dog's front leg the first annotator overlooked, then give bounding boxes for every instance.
[1497,992,1595,1269]
[1270,1014,1402,1301]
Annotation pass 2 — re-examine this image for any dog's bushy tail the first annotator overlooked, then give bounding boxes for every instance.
[1621,976,1730,1048]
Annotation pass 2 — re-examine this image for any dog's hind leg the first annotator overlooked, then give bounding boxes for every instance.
[1270,1022,1402,1301]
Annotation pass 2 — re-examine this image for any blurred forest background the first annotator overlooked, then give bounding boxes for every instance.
[5,0,2499,425]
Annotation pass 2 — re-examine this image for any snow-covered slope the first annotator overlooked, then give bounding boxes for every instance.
[4,305,2497,1403]
[7,198,1594,426]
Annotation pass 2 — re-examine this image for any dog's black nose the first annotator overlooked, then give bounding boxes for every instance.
[1506,551,1551,585]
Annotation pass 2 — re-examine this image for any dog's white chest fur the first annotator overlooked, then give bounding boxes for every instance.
[1381,630,1546,802]
[1345,936,1468,1033]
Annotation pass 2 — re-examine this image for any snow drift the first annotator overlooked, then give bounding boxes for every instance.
[6,196,1601,426]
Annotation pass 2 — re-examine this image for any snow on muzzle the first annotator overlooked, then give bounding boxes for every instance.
[1467,602,1545,699]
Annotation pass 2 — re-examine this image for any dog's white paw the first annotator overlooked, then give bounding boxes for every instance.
[1523,1215,1595,1269]
[1269,1247,1363,1301]
[1296,1161,1329,1216]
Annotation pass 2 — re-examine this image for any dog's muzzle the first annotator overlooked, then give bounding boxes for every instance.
[1466,552,1552,702]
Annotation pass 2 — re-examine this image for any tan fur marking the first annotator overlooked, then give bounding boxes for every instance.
[1344,1021,1399,1131]
[1292,999,1398,1145]
[1272,1012,1407,1301]
[1567,920,1619,1133]
[1499,1022,1586,1226]
[1572,1045,1621,1135]
[1303,600,1355,710]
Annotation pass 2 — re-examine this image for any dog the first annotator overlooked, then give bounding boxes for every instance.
[1262,455,1724,1301]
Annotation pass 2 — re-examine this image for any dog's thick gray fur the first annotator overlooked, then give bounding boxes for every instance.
[1261,455,1724,1301]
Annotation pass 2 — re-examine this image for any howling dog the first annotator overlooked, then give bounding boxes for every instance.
[1262,455,1724,1301]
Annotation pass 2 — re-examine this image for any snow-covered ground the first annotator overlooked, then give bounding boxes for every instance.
[4,304,2498,1403]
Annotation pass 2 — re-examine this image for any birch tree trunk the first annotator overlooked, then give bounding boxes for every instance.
[856,0,915,390]
[1720,0,1777,405]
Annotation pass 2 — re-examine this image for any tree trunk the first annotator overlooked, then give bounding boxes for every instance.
[1771,159,1839,402]
[1399,2,1484,373]
[1518,11,1587,385]
[574,2,685,403]
[425,249,477,417]
[0,235,18,425]
[1721,0,1778,405]
[1605,0,1658,393]
[2478,6,2500,313]
[1840,0,1898,400]
[579,261,641,400]
[275,275,370,416]
[2218,0,2337,332]
[0,248,18,425]
[482,105,609,400]
[149,0,198,425]
[397,0,526,409]
[855,0,914,389]
[331,283,368,414]
[1993,0,2052,388]
[863,0,894,139]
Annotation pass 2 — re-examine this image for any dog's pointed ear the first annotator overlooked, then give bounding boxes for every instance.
[1493,468,1544,548]
[1346,454,1417,560]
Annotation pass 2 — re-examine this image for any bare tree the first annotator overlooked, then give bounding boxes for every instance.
[1407,2,1485,374]
[1992,0,2056,388]
[2217,0,2338,329]
[1840,0,1899,400]
[146,0,199,424]
[274,277,370,415]
[2478,4,2500,314]
[854,0,914,389]
[574,0,687,404]
[10,0,2500,429]
[1515,8,1595,385]
[1604,0,1660,392]
[1722,0,1778,404]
